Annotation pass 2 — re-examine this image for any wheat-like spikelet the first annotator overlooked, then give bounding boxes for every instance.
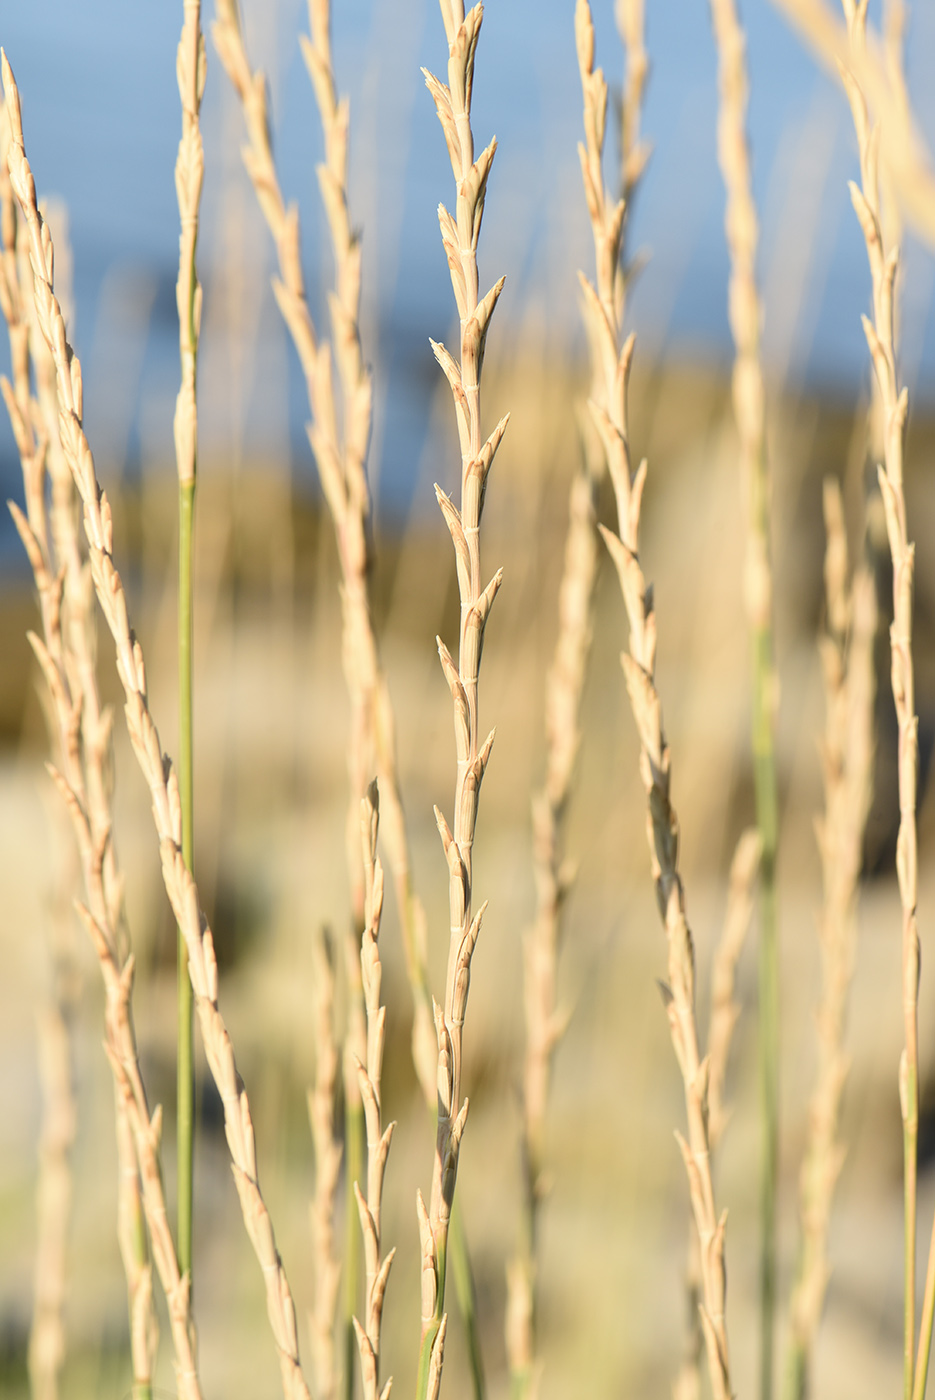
[784,478,876,1400]
[707,829,762,1152]
[506,6,650,1394]
[173,0,204,497]
[2,51,314,1400]
[350,783,396,1400]
[834,8,922,1395]
[0,116,166,1398]
[413,2,507,1391]
[211,0,436,1104]
[672,827,759,1400]
[308,928,343,1400]
[1,159,78,1400]
[573,4,732,1396]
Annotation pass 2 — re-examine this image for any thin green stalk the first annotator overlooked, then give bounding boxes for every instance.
[416,1236,448,1400]
[913,1196,935,1400]
[906,1062,919,1400]
[753,550,780,1400]
[177,476,195,1284]
[450,1201,485,1400]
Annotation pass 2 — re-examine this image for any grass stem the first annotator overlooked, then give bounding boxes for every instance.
[177,476,195,1284]
[450,1202,485,1400]
[344,1090,364,1400]
[753,613,780,1400]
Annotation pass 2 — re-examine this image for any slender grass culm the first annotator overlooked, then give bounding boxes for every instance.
[211,4,486,1390]
[172,0,206,1294]
[506,4,649,1393]
[576,2,732,1397]
[784,480,876,1400]
[835,9,921,1398]
[706,4,780,1395]
[415,3,508,1396]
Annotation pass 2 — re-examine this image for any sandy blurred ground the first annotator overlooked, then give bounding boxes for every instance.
[2,349,935,1399]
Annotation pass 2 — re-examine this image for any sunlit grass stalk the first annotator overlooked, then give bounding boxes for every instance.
[415,2,508,1394]
[0,113,162,1399]
[707,2,779,1392]
[177,474,195,1279]
[575,2,732,1394]
[673,828,759,1400]
[211,0,435,1096]
[172,0,205,1286]
[835,10,919,1397]
[344,932,367,1400]
[4,56,311,1399]
[350,784,397,1400]
[506,6,650,1397]
[783,479,876,1400]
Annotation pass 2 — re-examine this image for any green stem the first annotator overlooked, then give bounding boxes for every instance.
[415,1236,447,1400]
[753,616,779,1400]
[344,1091,364,1400]
[913,1197,935,1400]
[177,477,195,1283]
[130,1191,154,1400]
[907,1059,919,1400]
[449,1200,485,1400]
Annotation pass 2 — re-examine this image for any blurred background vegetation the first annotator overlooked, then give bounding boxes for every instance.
[3,2,935,1398]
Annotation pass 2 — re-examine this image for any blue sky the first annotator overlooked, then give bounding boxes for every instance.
[2,0,935,525]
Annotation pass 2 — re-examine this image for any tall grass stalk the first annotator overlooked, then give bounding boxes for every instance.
[415,2,508,1393]
[211,7,490,1387]
[211,1,435,1097]
[707,3,779,1392]
[837,8,920,1396]
[350,784,396,1400]
[3,55,312,1399]
[836,11,919,1396]
[0,102,164,1400]
[172,0,206,1287]
[575,2,733,1394]
[783,479,876,1400]
[672,827,759,1400]
[506,4,650,1395]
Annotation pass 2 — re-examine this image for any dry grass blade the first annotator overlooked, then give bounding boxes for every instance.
[575,2,731,1396]
[784,479,876,1400]
[1,50,311,1400]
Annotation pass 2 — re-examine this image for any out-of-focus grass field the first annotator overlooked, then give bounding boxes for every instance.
[3,334,935,1398]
